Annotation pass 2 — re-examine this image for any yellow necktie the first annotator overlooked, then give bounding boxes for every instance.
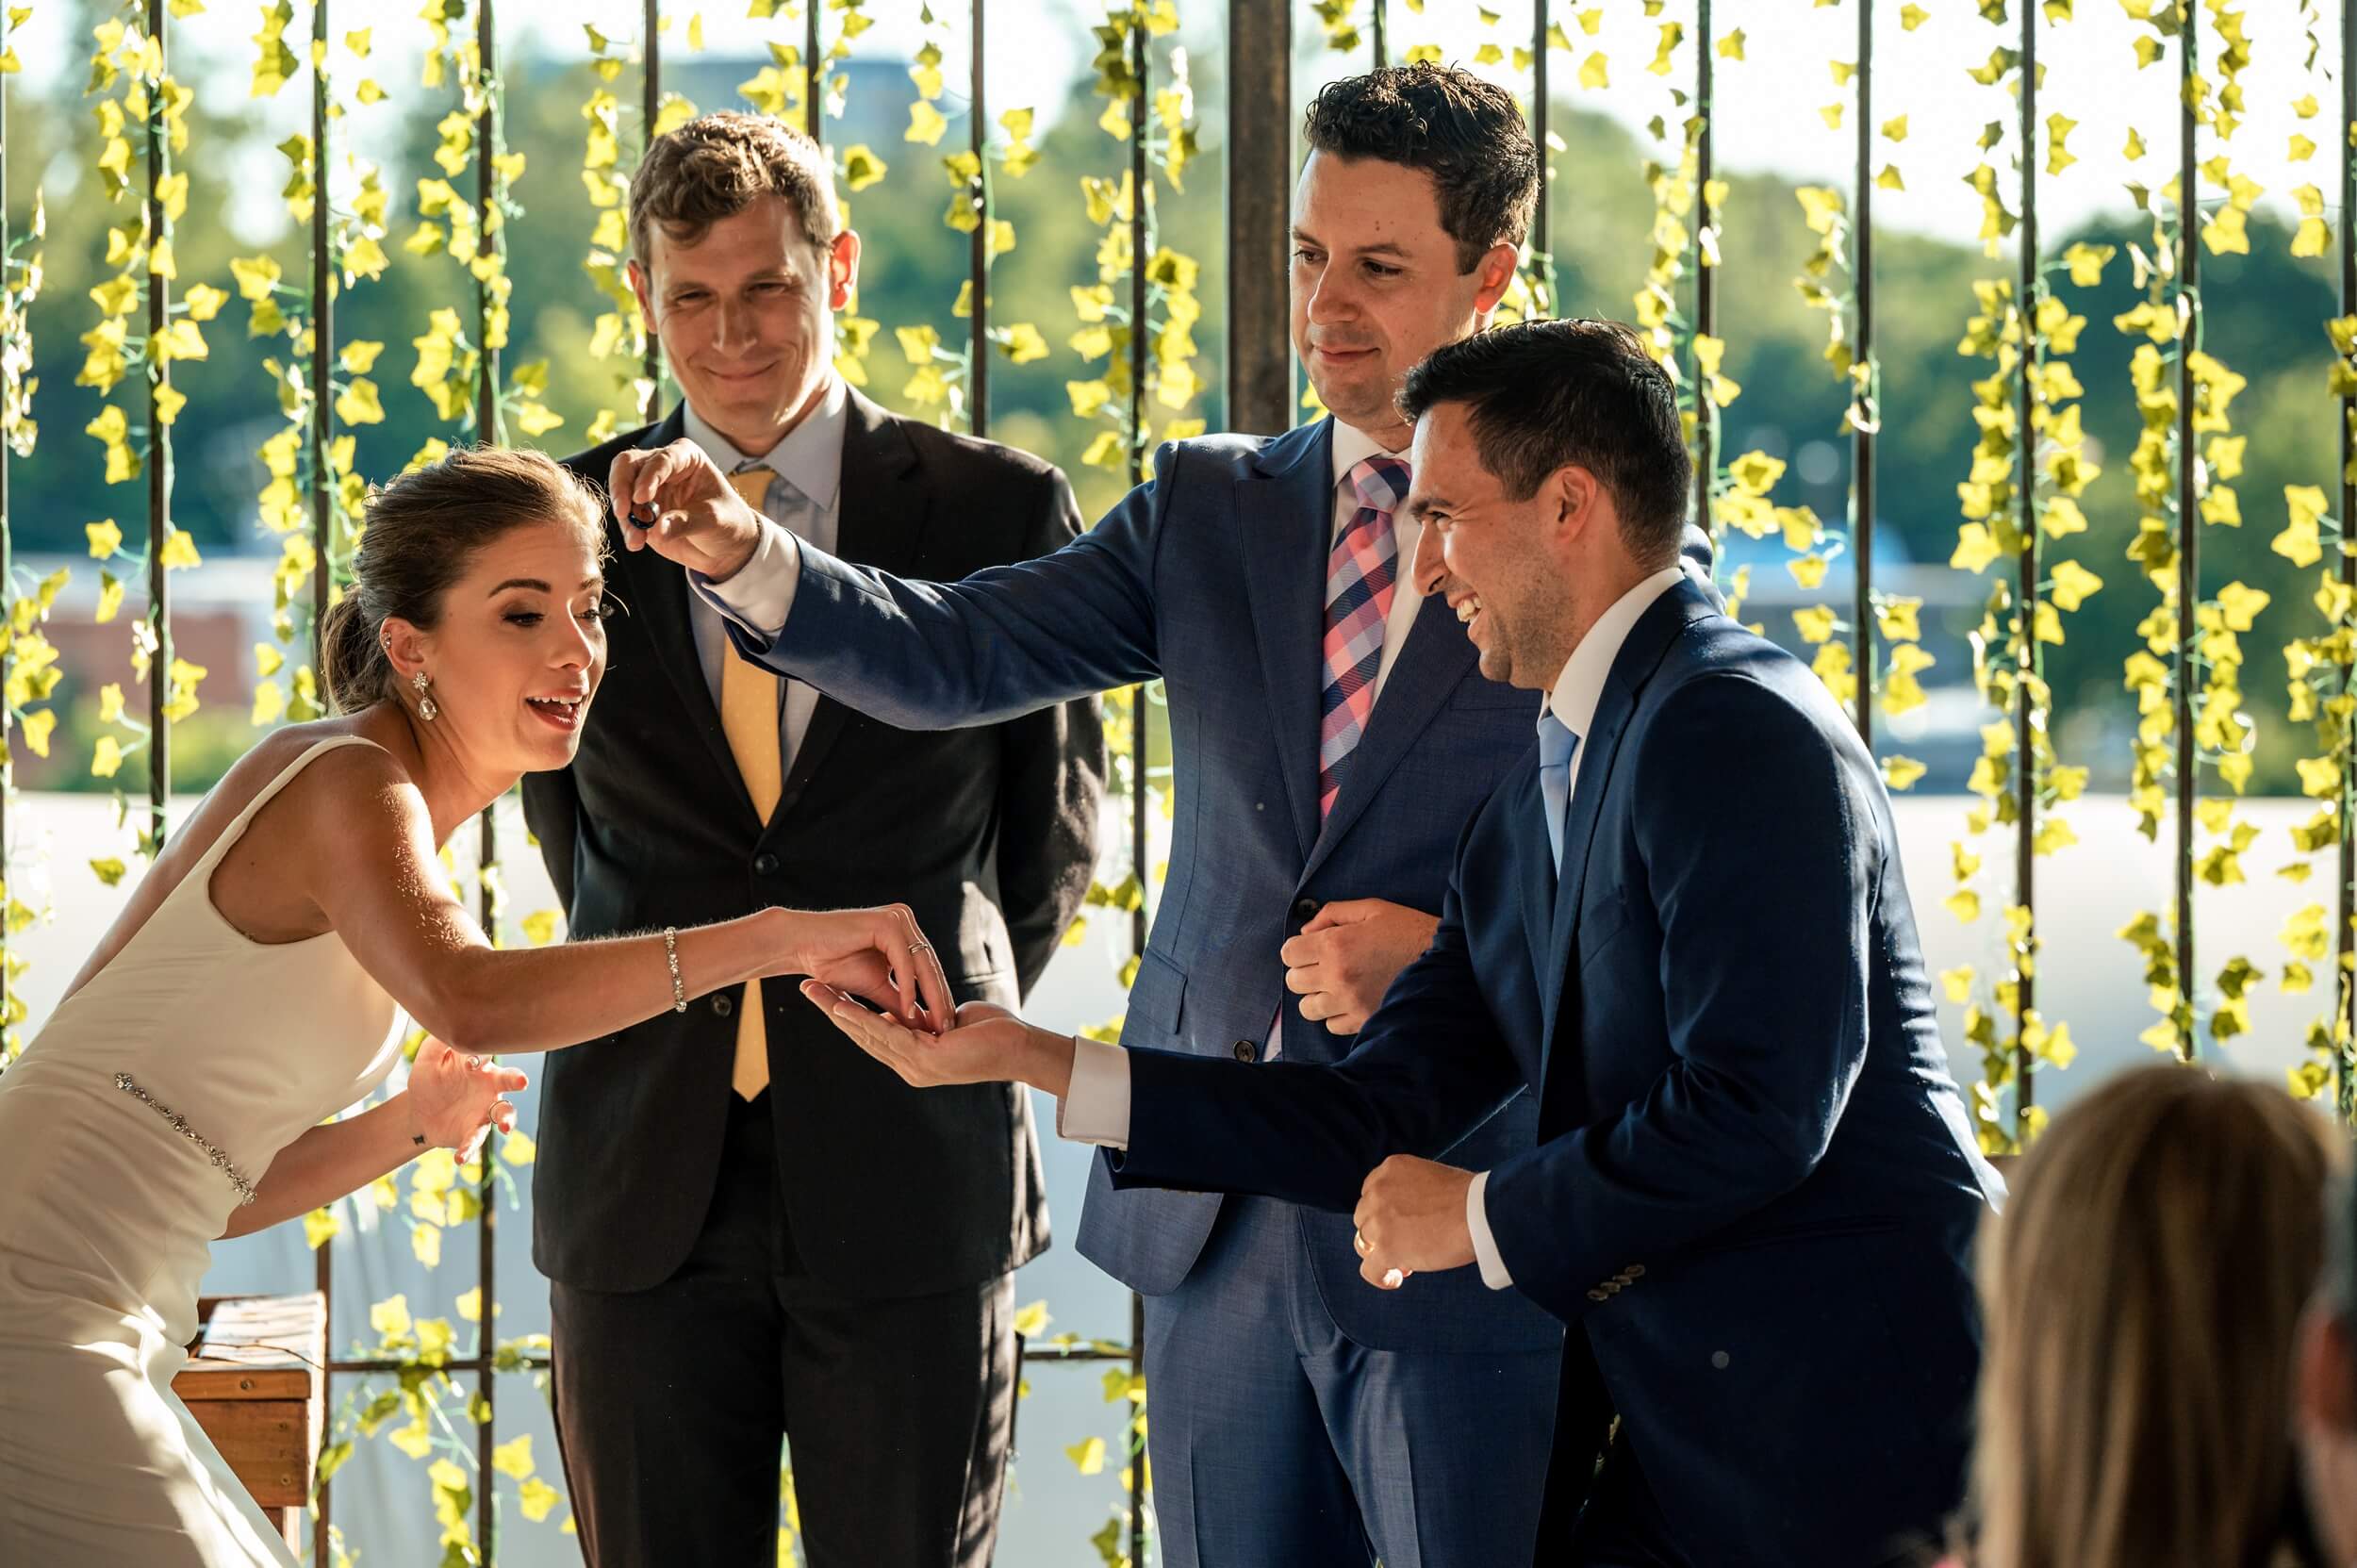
[721,466,784,1098]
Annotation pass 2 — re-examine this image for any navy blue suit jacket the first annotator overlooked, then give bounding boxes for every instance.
[1109,578,2001,1565]
[728,417,1705,1353]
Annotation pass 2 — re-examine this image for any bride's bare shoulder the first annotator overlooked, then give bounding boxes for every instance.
[205,718,420,839]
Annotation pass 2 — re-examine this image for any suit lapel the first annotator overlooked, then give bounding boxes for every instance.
[1238,420,1338,862]
[1516,764,1558,996]
[607,406,753,804]
[1302,592,1482,881]
[777,390,926,813]
[1537,580,1721,1080]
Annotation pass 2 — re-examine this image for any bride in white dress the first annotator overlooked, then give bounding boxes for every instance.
[0,445,951,1566]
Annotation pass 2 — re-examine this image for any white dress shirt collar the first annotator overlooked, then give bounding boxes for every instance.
[680,373,849,514]
[1541,566,1689,742]
[1328,417,1394,493]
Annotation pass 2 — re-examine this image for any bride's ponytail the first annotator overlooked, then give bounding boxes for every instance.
[317,591,387,716]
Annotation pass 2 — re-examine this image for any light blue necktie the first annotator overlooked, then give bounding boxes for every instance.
[1538,711,1578,871]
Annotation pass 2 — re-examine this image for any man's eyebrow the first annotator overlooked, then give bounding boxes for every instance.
[1291,226,1410,261]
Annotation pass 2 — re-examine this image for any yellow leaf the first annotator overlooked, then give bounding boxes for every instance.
[1792,605,1838,644]
[335,377,384,425]
[906,100,948,146]
[2049,559,2102,611]
[303,1207,339,1250]
[371,1294,412,1339]
[1883,755,1927,791]
[91,736,124,779]
[1013,1299,1050,1338]
[1939,965,1975,1003]
[1900,3,1928,27]
[86,520,123,559]
[20,708,54,758]
[1578,52,1608,91]
[1718,29,1744,59]
[1945,889,1982,924]
[1066,1436,1107,1475]
[492,1435,535,1480]
[160,530,203,571]
[1876,165,1905,191]
[519,1477,560,1524]
[1881,115,1908,143]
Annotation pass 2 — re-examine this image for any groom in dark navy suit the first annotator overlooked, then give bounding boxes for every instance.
[808,319,2003,1568]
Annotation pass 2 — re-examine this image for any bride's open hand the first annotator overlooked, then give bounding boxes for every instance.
[789,904,957,1034]
[408,1037,529,1162]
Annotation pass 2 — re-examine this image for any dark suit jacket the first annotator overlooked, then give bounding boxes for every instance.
[1111,578,2000,1566]
[717,417,1624,1353]
[522,393,1104,1298]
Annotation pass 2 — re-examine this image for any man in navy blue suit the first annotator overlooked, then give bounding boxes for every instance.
[803,319,2003,1567]
[604,65,1691,1568]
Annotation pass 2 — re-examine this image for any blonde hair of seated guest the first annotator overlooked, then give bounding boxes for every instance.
[1964,1065,2346,1568]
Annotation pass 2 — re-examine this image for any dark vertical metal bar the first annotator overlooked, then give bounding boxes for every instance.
[1226,1,1291,434]
[308,4,336,1560]
[144,0,170,855]
[1371,0,1386,69]
[2174,1,2199,1061]
[641,0,661,421]
[1531,0,1551,311]
[310,0,332,681]
[2012,0,2039,1139]
[472,0,501,1556]
[805,0,821,146]
[968,0,988,437]
[2339,0,2356,1121]
[1852,0,1874,749]
[1126,31,1149,1566]
[1691,0,1715,538]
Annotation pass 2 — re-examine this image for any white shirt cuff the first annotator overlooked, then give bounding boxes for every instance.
[1468,1168,1513,1289]
[1055,1034,1131,1148]
[691,516,802,640]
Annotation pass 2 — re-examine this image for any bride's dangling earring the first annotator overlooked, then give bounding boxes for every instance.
[412,669,438,722]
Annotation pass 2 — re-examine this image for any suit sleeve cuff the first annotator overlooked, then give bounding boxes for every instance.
[1468,1168,1513,1290]
[690,517,801,643]
[1056,1034,1131,1148]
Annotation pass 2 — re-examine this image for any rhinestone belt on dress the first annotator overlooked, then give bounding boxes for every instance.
[113,1072,259,1207]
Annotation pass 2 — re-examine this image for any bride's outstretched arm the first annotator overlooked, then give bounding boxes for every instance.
[296,744,953,1054]
[220,1039,525,1238]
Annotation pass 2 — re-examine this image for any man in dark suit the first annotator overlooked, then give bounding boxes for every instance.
[519,111,1102,1568]
[607,65,1713,1568]
[803,319,2003,1568]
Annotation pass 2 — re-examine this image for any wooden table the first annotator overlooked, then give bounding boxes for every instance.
[173,1292,326,1554]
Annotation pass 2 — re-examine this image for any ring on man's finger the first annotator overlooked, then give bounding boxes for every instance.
[1353,1230,1371,1257]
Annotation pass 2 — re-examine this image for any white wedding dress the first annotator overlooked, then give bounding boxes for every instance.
[0,736,409,1565]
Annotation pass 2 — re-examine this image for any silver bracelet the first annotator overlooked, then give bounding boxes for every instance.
[663,926,687,1014]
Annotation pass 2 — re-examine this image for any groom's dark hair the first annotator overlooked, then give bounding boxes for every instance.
[1302,63,1538,274]
[1399,319,1692,568]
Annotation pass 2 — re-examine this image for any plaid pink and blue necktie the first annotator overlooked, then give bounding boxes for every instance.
[1318,454,1410,817]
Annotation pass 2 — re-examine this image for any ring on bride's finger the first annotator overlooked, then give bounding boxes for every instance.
[1353,1230,1370,1256]
[909,939,933,953]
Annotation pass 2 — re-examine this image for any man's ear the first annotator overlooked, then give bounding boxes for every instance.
[828,230,863,312]
[1470,241,1519,316]
[1551,465,1601,546]
[627,257,657,337]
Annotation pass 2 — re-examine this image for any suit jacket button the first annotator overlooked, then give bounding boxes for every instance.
[712,994,734,1018]
[1232,1040,1258,1062]
[1292,897,1319,924]
[753,852,780,877]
